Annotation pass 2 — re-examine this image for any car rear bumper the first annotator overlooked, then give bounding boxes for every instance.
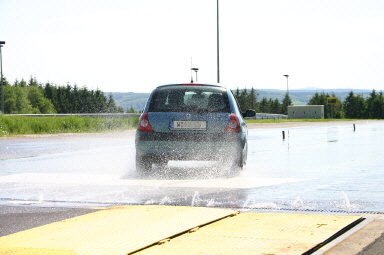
[135,131,242,161]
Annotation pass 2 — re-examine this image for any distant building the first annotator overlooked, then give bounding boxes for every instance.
[288,105,324,119]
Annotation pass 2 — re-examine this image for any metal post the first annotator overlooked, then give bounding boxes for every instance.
[283,74,289,96]
[217,0,220,83]
[191,68,199,82]
[0,42,4,114]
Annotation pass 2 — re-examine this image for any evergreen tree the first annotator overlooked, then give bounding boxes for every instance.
[343,91,366,118]
[271,99,281,114]
[28,77,39,87]
[106,94,117,113]
[248,87,257,110]
[239,88,249,111]
[72,85,81,113]
[259,97,269,113]
[235,87,240,100]
[281,93,292,115]
[44,83,59,111]
[127,106,136,113]
[365,90,384,119]
[19,79,27,87]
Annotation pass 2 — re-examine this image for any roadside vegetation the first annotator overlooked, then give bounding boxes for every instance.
[1,76,382,136]
[235,88,384,119]
[245,118,359,124]
[1,77,124,114]
[0,116,139,137]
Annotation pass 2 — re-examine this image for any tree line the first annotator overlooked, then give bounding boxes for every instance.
[2,79,382,118]
[234,87,292,115]
[307,90,384,119]
[1,77,123,114]
[234,88,384,119]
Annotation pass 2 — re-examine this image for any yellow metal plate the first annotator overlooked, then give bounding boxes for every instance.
[0,248,77,255]
[136,212,361,255]
[0,205,235,255]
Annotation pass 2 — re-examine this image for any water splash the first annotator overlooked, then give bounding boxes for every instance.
[38,192,44,203]
[242,196,254,208]
[191,191,199,206]
[292,196,304,208]
[144,199,155,205]
[160,196,172,205]
[342,191,352,212]
[206,199,216,207]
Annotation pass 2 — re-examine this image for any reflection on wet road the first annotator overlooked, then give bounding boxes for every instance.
[0,122,383,213]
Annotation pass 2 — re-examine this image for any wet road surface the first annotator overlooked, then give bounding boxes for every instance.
[0,121,383,213]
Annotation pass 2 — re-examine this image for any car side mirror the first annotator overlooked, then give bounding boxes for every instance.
[243,109,256,118]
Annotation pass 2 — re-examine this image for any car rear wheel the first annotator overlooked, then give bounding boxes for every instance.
[230,141,247,175]
[136,155,152,175]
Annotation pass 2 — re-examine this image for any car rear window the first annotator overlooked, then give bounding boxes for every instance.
[148,86,230,113]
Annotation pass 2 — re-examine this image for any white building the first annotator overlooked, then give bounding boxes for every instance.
[288,105,324,119]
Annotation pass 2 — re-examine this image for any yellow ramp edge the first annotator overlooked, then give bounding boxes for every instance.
[136,212,362,255]
[0,205,235,255]
[0,248,77,255]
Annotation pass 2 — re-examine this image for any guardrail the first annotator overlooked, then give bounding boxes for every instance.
[4,113,141,118]
[4,113,286,119]
[246,113,288,120]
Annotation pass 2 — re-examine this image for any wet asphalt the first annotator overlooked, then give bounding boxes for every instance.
[1,122,384,253]
[0,205,97,236]
[1,122,384,213]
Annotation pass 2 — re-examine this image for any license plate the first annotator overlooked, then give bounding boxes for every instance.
[171,120,207,130]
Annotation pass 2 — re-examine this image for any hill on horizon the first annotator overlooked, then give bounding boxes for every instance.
[107,88,378,111]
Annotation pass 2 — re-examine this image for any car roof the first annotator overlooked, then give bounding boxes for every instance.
[156,83,225,89]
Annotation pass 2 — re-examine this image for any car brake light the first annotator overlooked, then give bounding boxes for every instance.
[225,113,240,132]
[139,113,154,132]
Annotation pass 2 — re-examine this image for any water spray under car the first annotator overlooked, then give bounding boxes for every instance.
[135,83,256,175]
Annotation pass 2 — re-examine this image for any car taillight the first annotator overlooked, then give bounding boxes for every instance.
[225,113,240,132]
[139,113,154,132]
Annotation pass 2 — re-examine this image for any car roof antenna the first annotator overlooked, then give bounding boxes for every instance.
[190,57,194,83]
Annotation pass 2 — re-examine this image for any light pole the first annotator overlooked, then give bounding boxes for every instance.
[0,41,5,114]
[191,68,199,82]
[217,0,220,83]
[283,74,289,96]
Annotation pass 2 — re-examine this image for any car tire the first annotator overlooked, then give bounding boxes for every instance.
[136,155,152,175]
[230,141,247,175]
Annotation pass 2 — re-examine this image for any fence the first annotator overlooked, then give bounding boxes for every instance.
[4,113,141,118]
[5,113,287,120]
[246,113,288,120]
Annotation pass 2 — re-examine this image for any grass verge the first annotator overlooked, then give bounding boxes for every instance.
[0,116,139,137]
[245,118,358,124]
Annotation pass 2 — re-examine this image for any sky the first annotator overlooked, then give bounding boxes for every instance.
[1,0,384,93]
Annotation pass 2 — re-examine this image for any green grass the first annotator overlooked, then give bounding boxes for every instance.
[0,116,365,137]
[0,116,139,137]
[245,118,358,124]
